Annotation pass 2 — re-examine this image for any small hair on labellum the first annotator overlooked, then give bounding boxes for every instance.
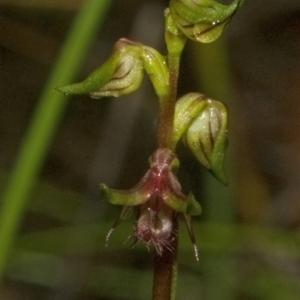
[134,199,177,255]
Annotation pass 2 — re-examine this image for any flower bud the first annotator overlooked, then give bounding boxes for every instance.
[56,38,144,98]
[56,38,170,101]
[169,0,242,43]
[184,99,228,185]
[172,93,208,149]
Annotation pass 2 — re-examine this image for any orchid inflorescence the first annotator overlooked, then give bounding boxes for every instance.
[57,0,243,260]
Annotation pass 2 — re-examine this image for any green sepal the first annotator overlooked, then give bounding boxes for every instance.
[184,110,212,170]
[186,192,202,215]
[164,8,187,55]
[163,190,187,213]
[184,99,228,185]
[172,93,208,149]
[55,52,121,95]
[100,184,147,206]
[209,101,228,185]
[142,46,169,99]
[169,0,242,43]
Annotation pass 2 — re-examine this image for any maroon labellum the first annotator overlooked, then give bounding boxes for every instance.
[134,195,177,255]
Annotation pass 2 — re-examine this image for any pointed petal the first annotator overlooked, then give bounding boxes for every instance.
[163,190,187,213]
[100,183,149,206]
[183,214,199,261]
[186,192,202,216]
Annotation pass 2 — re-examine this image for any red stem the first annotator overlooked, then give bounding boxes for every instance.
[157,53,181,149]
[152,218,178,300]
[153,26,184,300]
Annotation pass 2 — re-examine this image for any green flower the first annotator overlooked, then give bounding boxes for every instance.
[172,93,228,185]
[56,38,169,100]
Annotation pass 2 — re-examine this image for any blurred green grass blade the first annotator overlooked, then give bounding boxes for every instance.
[0,0,112,280]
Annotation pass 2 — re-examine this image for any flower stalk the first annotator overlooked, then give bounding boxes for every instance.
[158,9,187,149]
[157,52,181,149]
